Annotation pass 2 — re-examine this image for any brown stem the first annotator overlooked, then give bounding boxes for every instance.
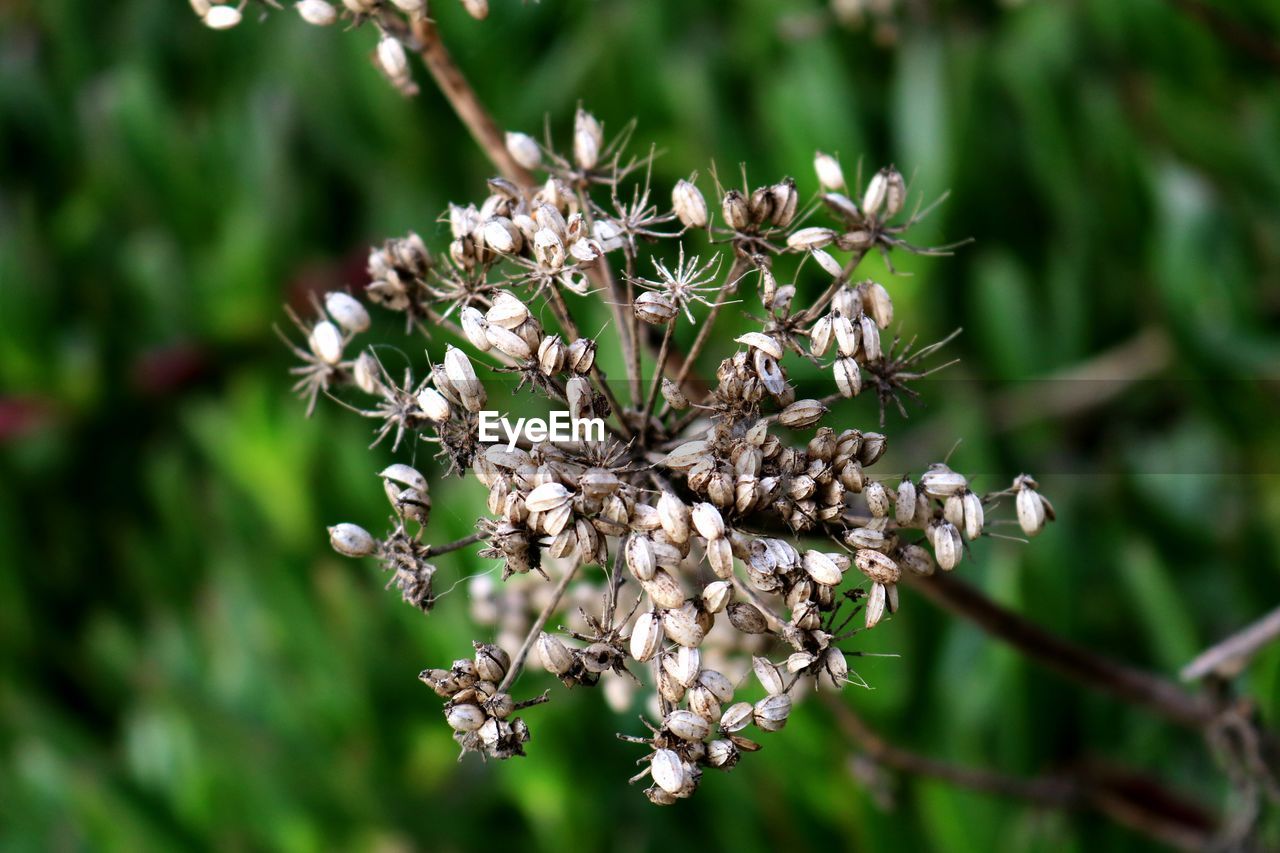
[1181,604,1280,682]
[824,697,1218,851]
[543,284,633,439]
[424,531,485,557]
[641,319,676,440]
[670,255,748,396]
[409,17,535,187]
[497,561,580,693]
[902,571,1220,729]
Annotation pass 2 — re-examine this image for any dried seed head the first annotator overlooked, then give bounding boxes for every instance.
[931,520,963,571]
[376,36,409,81]
[573,108,603,171]
[665,646,701,688]
[721,190,750,231]
[702,580,732,614]
[309,320,344,365]
[854,549,900,585]
[474,642,510,682]
[865,281,894,329]
[787,227,837,251]
[779,399,828,429]
[663,601,706,648]
[651,749,686,795]
[865,581,887,628]
[642,568,686,610]
[1016,479,1049,536]
[537,632,573,675]
[634,291,677,325]
[706,536,734,579]
[720,701,754,733]
[813,248,844,278]
[665,709,711,742]
[752,656,785,695]
[802,550,844,586]
[661,378,689,410]
[672,179,709,229]
[834,357,862,398]
[770,178,799,228]
[921,464,967,498]
[809,316,833,357]
[328,523,376,557]
[416,386,451,422]
[753,693,792,732]
[814,151,846,192]
[505,131,541,171]
[566,337,596,374]
[962,491,984,541]
[630,611,664,662]
[446,704,487,732]
[896,478,917,525]
[691,502,726,540]
[727,601,769,634]
[862,168,892,219]
[736,332,784,360]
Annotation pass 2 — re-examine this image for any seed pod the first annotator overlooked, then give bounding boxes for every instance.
[854,549,900,584]
[458,306,492,352]
[629,611,664,662]
[697,669,734,705]
[322,292,368,334]
[812,248,843,278]
[525,482,571,513]
[865,480,890,517]
[921,464,967,498]
[381,463,428,494]
[779,399,828,429]
[691,503,725,541]
[706,537,734,579]
[573,108,603,171]
[532,228,566,270]
[309,320,344,365]
[962,491,984,541]
[832,315,859,358]
[865,281,893,329]
[657,664,687,704]
[813,151,845,192]
[899,542,936,576]
[789,227,839,252]
[534,632,572,676]
[481,217,522,255]
[642,568,685,610]
[706,739,739,769]
[931,521,963,571]
[443,346,482,399]
[651,749,686,795]
[865,582,887,628]
[859,433,887,466]
[884,168,906,218]
[834,357,862,398]
[505,131,541,171]
[862,168,891,219]
[1016,482,1049,536]
[752,656,785,696]
[376,36,409,81]
[634,291,677,325]
[565,337,596,374]
[663,601,706,648]
[460,0,489,18]
[665,710,710,742]
[735,332,783,360]
[771,179,799,228]
[809,316,833,357]
[474,643,510,683]
[328,523,376,557]
[537,335,566,376]
[624,534,657,582]
[656,491,691,543]
[665,646,701,688]
[720,701,754,733]
[845,526,885,551]
[702,580,731,614]
[896,478,917,525]
[661,378,689,410]
[672,179,708,229]
[203,4,242,29]
[823,648,849,687]
[446,704,486,733]
[727,602,770,634]
[721,190,750,231]
[802,550,843,586]
[416,386,451,423]
[296,0,339,24]
[753,693,792,732]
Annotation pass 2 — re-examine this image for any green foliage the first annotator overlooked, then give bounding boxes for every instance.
[2,0,1278,849]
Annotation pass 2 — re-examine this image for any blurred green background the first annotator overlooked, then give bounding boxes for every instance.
[3,0,1279,850]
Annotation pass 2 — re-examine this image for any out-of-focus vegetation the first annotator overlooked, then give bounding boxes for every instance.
[2,0,1279,850]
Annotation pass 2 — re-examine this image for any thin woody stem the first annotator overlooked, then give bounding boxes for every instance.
[575,192,642,408]
[798,247,869,325]
[424,532,485,557]
[641,319,676,440]
[543,284,633,439]
[497,561,581,693]
[409,17,534,187]
[669,255,747,396]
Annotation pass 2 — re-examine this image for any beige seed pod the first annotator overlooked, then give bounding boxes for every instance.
[931,521,963,571]
[309,320,344,365]
[721,190,750,231]
[525,482,571,513]
[691,502,726,541]
[921,464,967,498]
[834,357,862,398]
[886,582,900,614]
[663,602,706,648]
[352,351,382,395]
[504,132,541,171]
[962,491,984,541]
[296,0,338,25]
[473,643,510,683]
[865,480,890,517]
[661,441,708,472]
[202,5,242,29]
[752,656,785,696]
[537,335,566,375]
[634,291,677,325]
[896,478,917,526]
[802,550,844,586]
[376,36,409,81]
[884,168,906,218]
[753,693,792,732]
[416,386,451,422]
[862,168,891,219]
[565,337,596,374]
[459,306,492,352]
[381,463,428,494]
[779,399,828,429]
[720,701,754,733]
[460,0,489,20]
[809,315,833,357]
[823,648,849,687]
[573,108,603,171]
[687,686,722,725]
[328,523,376,558]
[814,151,846,192]
[812,248,844,278]
[697,669,734,705]
[865,281,894,329]
[657,664,687,705]
[651,749,686,795]
[443,346,482,399]
[625,534,657,582]
[661,378,689,410]
[771,179,799,228]
[629,612,664,662]
[1016,483,1048,536]
[832,315,860,358]
[944,493,965,528]
[859,313,881,362]
[787,227,837,251]
[642,569,685,610]
[845,526,885,551]
[532,228,566,269]
[324,291,369,334]
[672,179,709,229]
[865,582,887,628]
[446,704,487,733]
[665,646,701,688]
[727,602,770,634]
[486,291,530,329]
[665,710,710,742]
[702,580,731,614]
[899,542,936,576]
[735,332,783,359]
[855,549,900,585]
[482,218,522,255]
[860,432,887,465]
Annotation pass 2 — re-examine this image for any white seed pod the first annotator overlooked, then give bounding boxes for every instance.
[389,0,424,10]
[865,480,890,517]
[573,108,603,171]
[642,569,685,610]
[376,36,409,81]
[921,464,967,498]
[1017,485,1047,537]
[702,580,731,614]
[884,168,906,218]
[661,441,709,471]
[295,0,337,25]
[566,337,596,374]
[485,324,533,360]
[735,332,784,360]
[859,313,882,362]
[896,478,917,525]
[865,582,887,628]
[691,502,725,541]
[663,602,706,648]
[460,0,489,20]
[854,549,900,585]
[823,648,849,687]
[661,378,689,411]
[328,523,376,557]
[865,281,894,329]
[752,656,785,696]
[504,132,541,171]
[697,669,734,705]
[809,316,833,357]
[786,651,816,673]
[525,482,571,513]
[629,611,664,662]
[486,292,530,329]
[860,432,887,465]
[324,291,369,334]
[787,227,837,251]
[651,749,686,795]
[380,463,428,493]
[308,320,344,365]
[814,151,846,192]
[665,710,710,742]
[672,179,709,229]
[446,704,486,733]
[460,306,491,352]
[812,248,844,278]
[932,521,963,571]
[624,533,656,581]
[899,542,936,576]
[706,537,734,580]
[688,686,722,725]
[962,491,984,541]
[863,168,891,219]
[779,399,828,430]
[832,315,860,358]
[537,632,573,675]
[665,646,701,688]
[720,701,754,733]
[753,693,792,732]
[634,291,677,325]
[473,643,510,683]
[443,346,482,398]
[727,602,770,634]
[802,550,844,586]
[532,228,566,269]
[416,386,451,422]
[352,351,382,395]
[202,5,242,29]
[482,217,522,255]
[834,357,862,398]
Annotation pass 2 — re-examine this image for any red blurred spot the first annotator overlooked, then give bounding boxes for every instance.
[0,397,56,442]
[130,344,210,396]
